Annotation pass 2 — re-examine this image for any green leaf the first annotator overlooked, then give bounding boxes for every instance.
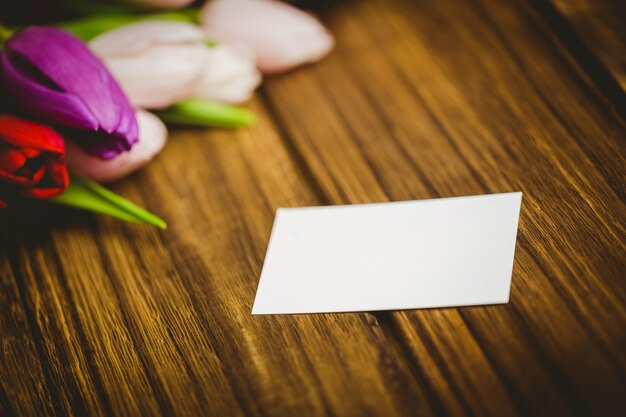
[52,174,167,229]
[154,99,256,128]
[59,15,138,41]
[59,9,200,42]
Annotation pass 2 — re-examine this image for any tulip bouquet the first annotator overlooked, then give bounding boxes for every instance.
[0,0,334,227]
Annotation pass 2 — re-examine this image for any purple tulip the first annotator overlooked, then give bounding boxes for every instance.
[0,26,138,159]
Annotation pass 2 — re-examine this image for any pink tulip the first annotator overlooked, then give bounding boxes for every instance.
[121,0,194,9]
[194,44,262,104]
[67,110,167,182]
[89,21,209,109]
[199,0,335,74]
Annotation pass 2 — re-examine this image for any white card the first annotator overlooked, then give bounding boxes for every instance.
[252,192,522,315]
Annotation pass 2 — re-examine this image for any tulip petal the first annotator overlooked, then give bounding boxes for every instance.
[89,20,205,56]
[0,115,69,199]
[0,114,65,153]
[193,44,261,104]
[200,0,335,74]
[67,110,167,182]
[99,43,208,109]
[4,27,138,146]
[71,130,136,160]
[90,21,209,109]
[0,53,99,131]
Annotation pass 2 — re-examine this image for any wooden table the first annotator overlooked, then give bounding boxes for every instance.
[1,0,625,416]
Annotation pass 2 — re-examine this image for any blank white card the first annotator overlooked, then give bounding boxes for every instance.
[252,192,522,314]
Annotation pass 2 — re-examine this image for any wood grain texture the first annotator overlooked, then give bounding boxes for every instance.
[548,0,626,92]
[1,0,626,416]
[1,99,435,417]
[262,0,626,416]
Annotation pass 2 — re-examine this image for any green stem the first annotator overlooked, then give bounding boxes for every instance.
[52,174,166,229]
[154,99,256,128]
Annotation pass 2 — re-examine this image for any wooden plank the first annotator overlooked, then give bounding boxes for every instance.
[0,99,437,416]
[0,240,56,417]
[261,0,626,416]
[547,0,626,92]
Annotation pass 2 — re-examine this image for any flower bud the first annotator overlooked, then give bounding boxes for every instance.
[0,115,68,206]
[194,44,261,104]
[200,0,334,74]
[90,20,209,109]
[0,27,138,159]
[66,110,167,182]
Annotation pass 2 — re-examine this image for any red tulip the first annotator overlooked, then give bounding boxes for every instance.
[0,115,69,207]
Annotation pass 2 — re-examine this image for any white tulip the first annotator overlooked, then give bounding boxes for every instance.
[193,44,261,104]
[90,20,209,109]
[200,0,334,74]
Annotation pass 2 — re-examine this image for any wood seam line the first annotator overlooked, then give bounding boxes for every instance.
[525,0,626,120]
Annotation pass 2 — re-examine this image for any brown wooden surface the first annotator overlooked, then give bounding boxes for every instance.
[1,0,625,416]
[549,0,626,92]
